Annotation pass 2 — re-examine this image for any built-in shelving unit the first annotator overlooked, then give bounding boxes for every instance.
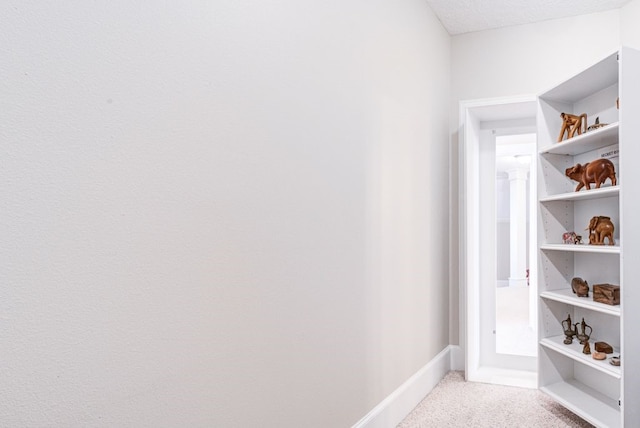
[537,47,640,427]
[539,122,619,156]
[539,186,619,203]
[539,244,620,254]
[540,289,620,317]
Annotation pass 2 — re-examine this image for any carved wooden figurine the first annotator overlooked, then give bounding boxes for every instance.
[595,342,614,354]
[575,318,592,345]
[571,277,589,297]
[562,314,576,344]
[558,112,587,142]
[587,216,615,246]
[587,117,607,131]
[565,158,617,192]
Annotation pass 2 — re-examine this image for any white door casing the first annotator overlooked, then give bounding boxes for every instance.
[459,95,538,388]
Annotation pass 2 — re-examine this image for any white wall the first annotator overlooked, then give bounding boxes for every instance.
[622,0,640,48]
[0,1,450,426]
[450,10,622,345]
[452,10,621,102]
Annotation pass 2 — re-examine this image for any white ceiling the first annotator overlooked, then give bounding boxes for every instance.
[425,0,631,35]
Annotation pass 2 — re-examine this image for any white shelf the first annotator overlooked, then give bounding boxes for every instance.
[536,47,640,428]
[541,380,620,428]
[540,186,619,202]
[539,122,619,156]
[539,51,618,104]
[541,335,621,378]
[540,244,620,254]
[540,289,620,316]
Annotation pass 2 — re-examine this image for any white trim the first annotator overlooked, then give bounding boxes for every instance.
[459,95,539,385]
[449,344,464,371]
[352,345,460,428]
[470,366,537,389]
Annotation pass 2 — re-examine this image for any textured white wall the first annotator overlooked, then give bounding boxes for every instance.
[450,10,622,345]
[0,1,450,426]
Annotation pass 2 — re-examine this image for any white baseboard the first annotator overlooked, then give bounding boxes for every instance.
[352,345,461,428]
[449,344,464,371]
[469,366,537,389]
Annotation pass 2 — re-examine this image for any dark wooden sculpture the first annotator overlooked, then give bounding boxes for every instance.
[571,277,589,297]
[562,314,576,344]
[565,158,617,191]
[595,342,614,354]
[558,112,587,142]
[575,318,592,345]
[587,216,615,245]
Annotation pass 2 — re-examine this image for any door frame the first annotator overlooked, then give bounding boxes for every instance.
[459,95,538,388]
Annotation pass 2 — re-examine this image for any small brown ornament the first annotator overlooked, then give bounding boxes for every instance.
[571,277,589,297]
[594,342,614,354]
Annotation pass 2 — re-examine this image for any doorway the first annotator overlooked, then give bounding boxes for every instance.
[494,133,537,358]
[460,96,538,388]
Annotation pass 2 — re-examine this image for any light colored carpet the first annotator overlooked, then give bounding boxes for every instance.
[397,371,594,428]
